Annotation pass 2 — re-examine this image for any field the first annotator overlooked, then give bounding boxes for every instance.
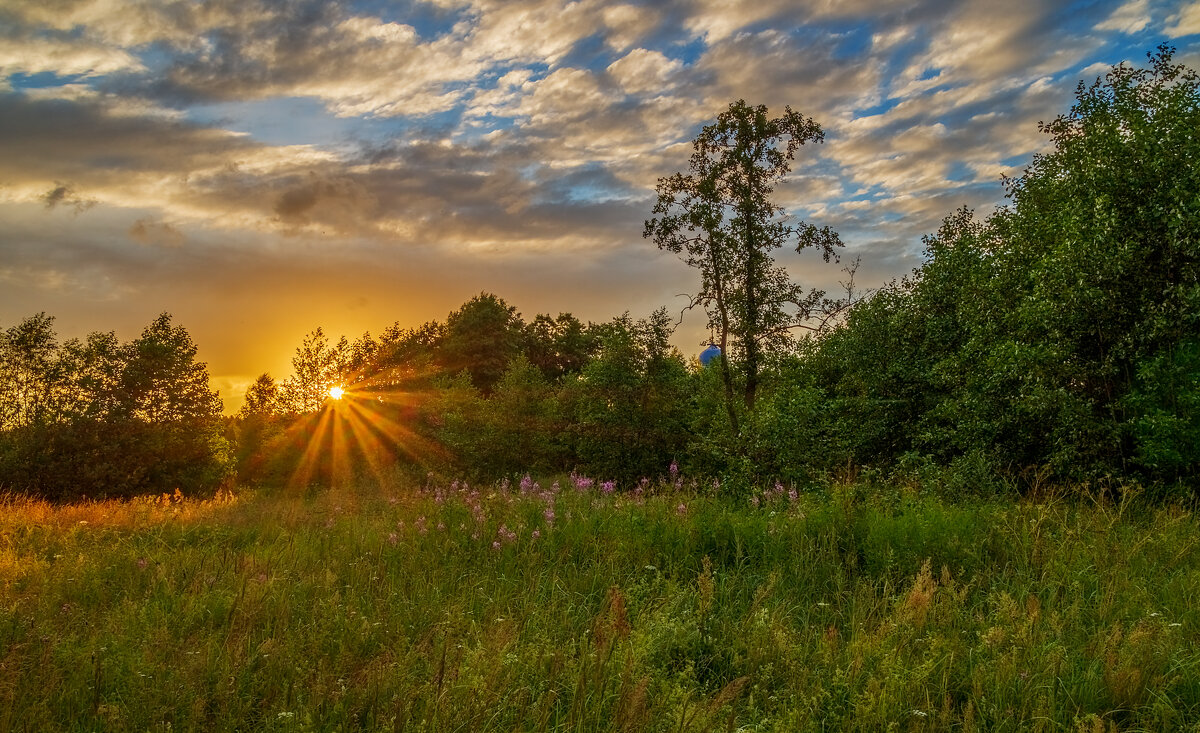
[3,476,1200,731]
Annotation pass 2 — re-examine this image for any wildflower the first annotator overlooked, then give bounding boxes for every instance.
[601,480,616,494]
[676,503,687,515]
[750,495,760,508]
[492,541,501,550]
[136,558,148,570]
[531,529,541,540]
[788,487,799,503]
[415,516,428,535]
[520,474,534,493]
[437,522,446,532]
[571,472,593,491]
[543,506,556,525]
[669,461,679,478]
[387,532,399,545]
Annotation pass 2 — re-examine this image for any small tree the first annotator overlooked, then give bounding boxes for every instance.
[279,327,350,414]
[645,100,845,433]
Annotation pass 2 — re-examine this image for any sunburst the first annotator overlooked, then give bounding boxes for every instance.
[274,366,448,491]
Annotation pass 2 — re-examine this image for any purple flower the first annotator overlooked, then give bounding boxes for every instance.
[387,532,399,545]
[601,480,616,494]
[520,474,534,493]
[531,529,541,540]
[669,461,679,478]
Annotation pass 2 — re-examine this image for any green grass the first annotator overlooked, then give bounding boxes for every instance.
[2,478,1200,731]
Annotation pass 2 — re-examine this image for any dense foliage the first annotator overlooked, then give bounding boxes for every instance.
[0,313,229,499]
[797,47,1200,495]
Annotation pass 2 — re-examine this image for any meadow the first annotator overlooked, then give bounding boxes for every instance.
[2,474,1199,731]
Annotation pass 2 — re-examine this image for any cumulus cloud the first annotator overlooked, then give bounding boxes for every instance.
[1095,0,1152,33]
[1166,1,1200,37]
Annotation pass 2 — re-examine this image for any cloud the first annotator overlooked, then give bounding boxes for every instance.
[1095,0,1151,33]
[607,49,682,96]
[0,33,143,77]
[1166,1,1200,37]
[42,183,97,213]
[128,218,185,248]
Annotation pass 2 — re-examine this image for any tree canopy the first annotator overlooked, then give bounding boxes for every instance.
[645,100,845,432]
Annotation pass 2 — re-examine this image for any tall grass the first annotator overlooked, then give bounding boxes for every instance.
[2,477,1198,731]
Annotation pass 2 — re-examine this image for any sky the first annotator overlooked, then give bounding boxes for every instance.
[3,0,1199,413]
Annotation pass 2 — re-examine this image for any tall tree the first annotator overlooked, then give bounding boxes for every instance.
[121,313,224,423]
[0,313,60,430]
[440,293,524,394]
[645,100,844,432]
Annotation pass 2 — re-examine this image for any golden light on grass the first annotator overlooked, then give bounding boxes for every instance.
[329,386,345,400]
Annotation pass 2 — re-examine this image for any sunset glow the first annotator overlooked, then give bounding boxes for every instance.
[329,386,345,400]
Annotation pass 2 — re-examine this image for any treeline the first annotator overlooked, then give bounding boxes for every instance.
[234,300,694,486]
[2,49,1197,501]
[0,314,228,500]
[239,48,1199,498]
[798,49,1199,496]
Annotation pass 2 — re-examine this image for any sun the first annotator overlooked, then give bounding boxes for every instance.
[328,385,345,400]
